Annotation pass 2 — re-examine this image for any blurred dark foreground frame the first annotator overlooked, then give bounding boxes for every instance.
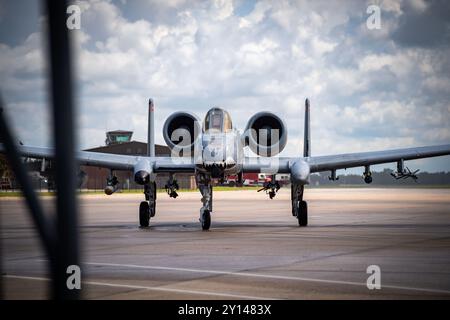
[0,0,79,300]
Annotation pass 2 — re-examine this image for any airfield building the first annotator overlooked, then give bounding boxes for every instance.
[81,130,196,190]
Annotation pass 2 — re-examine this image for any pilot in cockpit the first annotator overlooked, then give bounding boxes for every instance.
[203,107,233,133]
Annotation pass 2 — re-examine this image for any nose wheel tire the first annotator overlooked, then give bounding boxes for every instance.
[139,201,150,227]
[297,200,308,227]
[201,210,211,231]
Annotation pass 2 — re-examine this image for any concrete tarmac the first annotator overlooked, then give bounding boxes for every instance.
[1,188,450,299]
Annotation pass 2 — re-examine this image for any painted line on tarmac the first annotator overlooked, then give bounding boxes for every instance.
[3,274,275,300]
[84,261,450,295]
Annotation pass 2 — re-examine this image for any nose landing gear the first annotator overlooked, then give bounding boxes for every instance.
[201,209,211,231]
[139,181,156,227]
[197,174,213,230]
[291,183,307,226]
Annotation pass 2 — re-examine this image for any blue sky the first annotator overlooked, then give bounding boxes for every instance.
[0,0,449,173]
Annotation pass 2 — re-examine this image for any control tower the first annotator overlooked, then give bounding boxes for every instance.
[105,130,133,146]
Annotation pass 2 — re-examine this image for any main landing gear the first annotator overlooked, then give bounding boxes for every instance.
[138,174,213,230]
[291,183,307,226]
[196,173,212,230]
[139,181,156,227]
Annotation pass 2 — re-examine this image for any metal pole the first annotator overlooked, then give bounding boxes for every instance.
[148,99,155,157]
[303,98,311,157]
[45,0,79,299]
[0,178,2,299]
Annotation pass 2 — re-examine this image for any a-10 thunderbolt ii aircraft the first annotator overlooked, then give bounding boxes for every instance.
[3,99,450,230]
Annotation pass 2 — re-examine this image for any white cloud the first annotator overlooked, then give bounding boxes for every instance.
[1,0,449,172]
[239,1,271,28]
[0,32,44,76]
[423,76,450,93]
[358,51,421,78]
[310,36,336,56]
[379,0,403,15]
[409,0,428,13]
[237,38,278,71]
[211,0,234,21]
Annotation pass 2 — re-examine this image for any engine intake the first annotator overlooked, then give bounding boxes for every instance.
[163,112,201,156]
[244,112,287,157]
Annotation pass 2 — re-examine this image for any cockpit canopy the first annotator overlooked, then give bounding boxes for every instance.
[203,107,233,133]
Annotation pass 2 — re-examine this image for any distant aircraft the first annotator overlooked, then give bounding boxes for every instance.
[2,99,450,230]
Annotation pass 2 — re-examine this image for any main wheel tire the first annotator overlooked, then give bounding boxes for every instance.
[139,201,150,227]
[298,200,308,227]
[201,210,211,231]
[364,175,373,184]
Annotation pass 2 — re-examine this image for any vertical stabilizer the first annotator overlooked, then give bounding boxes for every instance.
[148,99,155,157]
[303,98,311,157]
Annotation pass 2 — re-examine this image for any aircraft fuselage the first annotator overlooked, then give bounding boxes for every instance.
[196,129,243,178]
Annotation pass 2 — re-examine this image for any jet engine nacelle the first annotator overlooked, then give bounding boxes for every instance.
[244,112,287,157]
[163,112,201,156]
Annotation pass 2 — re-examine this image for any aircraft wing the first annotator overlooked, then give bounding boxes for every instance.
[306,144,450,173]
[243,157,292,173]
[4,144,450,175]
[0,144,196,173]
[243,144,450,174]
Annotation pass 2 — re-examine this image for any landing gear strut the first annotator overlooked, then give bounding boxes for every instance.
[196,173,212,230]
[139,181,156,227]
[291,183,307,226]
